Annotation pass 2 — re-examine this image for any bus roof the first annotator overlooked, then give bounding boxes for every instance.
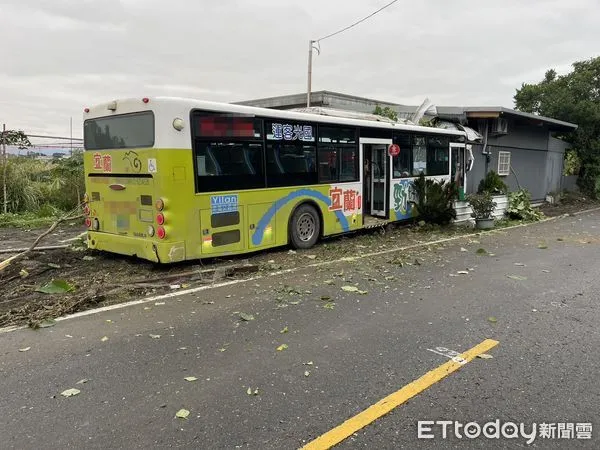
[84,96,466,138]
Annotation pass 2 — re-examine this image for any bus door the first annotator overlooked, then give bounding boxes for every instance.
[361,138,391,219]
[451,143,467,200]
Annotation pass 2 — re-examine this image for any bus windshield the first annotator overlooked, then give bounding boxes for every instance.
[84,111,154,150]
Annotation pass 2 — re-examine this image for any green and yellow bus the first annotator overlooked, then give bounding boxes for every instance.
[82,97,467,263]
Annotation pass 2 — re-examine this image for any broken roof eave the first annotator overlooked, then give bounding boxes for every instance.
[465,108,578,132]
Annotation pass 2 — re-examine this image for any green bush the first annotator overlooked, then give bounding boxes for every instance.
[466,192,497,219]
[576,156,600,199]
[478,170,508,194]
[413,173,458,225]
[506,189,542,221]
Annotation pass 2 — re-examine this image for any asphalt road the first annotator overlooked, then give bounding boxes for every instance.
[1,212,599,449]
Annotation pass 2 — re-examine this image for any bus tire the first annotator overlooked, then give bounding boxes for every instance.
[289,204,321,249]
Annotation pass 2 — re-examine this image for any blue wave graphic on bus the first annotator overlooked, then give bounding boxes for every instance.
[252,189,349,246]
[393,180,416,221]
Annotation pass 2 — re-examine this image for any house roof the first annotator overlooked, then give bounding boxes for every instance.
[440,106,578,132]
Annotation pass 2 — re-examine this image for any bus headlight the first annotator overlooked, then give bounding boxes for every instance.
[147,225,155,237]
[92,218,100,231]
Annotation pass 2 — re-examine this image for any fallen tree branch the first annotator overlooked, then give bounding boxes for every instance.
[0,212,84,271]
[0,244,70,254]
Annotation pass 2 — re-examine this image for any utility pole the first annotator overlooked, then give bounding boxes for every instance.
[70,117,73,157]
[2,123,6,214]
[307,40,314,107]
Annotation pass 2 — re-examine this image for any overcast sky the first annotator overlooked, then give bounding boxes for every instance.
[1,0,598,140]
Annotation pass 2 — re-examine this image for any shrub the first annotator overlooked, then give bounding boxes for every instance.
[477,170,508,195]
[413,173,458,225]
[506,189,542,221]
[466,192,497,219]
[576,156,600,199]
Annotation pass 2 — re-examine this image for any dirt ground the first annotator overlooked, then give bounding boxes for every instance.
[1,191,597,329]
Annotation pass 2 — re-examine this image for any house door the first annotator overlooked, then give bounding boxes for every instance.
[451,143,467,200]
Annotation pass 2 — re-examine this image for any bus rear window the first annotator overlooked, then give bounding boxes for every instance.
[84,111,154,150]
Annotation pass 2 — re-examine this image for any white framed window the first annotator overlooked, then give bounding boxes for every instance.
[497,151,511,176]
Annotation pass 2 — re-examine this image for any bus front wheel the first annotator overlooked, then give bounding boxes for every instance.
[290,204,321,249]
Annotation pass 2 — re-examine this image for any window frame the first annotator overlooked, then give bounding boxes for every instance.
[84,111,155,151]
[497,151,511,176]
[317,125,359,184]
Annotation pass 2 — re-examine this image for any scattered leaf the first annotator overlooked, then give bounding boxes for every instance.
[476,248,488,255]
[276,344,288,351]
[76,378,89,384]
[246,387,252,395]
[514,263,526,266]
[82,256,94,261]
[542,270,550,273]
[19,269,29,278]
[169,284,181,290]
[460,247,468,252]
[303,361,314,366]
[149,334,161,339]
[477,353,494,359]
[289,301,301,305]
[175,409,190,419]
[488,316,498,323]
[306,255,317,260]
[35,279,74,294]
[280,326,289,334]
[184,377,197,382]
[457,271,469,275]
[239,312,255,322]
[557,238,564,241]
[304,371,311,377]
[324,280,335,285]
[537,244,548,249]
[357,290,368,295]
[323,303,336,310]
[155,302,165,306]
[101,336,109,342]
[47,263,61,269]
[320,295,331,301]
[61,388,81,397]
[18,347,31,352]
[341,286,359,292]
[507,275,527,281]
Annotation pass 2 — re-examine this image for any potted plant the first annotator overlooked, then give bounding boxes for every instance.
[466,191,497,229]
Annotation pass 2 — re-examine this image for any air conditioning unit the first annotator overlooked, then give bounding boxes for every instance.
[491,117,508,134]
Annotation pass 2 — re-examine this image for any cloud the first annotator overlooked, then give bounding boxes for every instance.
[0,0,599,137]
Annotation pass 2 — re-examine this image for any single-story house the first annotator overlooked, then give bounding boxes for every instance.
[237,91,578,202]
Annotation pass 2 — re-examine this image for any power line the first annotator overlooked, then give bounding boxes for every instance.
[315,0,400,43]
[27,134,83,141]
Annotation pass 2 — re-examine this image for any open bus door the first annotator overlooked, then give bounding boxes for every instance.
[361,138,392,222]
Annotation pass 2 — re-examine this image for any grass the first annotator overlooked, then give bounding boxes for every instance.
[0,212,64,228]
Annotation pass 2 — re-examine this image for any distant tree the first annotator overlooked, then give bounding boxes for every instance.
[514,56,600,197]
[373,104,398,122]
[1,129,32,213]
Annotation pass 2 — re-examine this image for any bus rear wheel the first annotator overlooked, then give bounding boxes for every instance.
[290,204,320,249]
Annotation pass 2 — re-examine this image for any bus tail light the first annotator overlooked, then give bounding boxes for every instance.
[83,204,90,216]
[156,213,165,225]
[157,226,166,240]
[147,225,155,237]
[155,198,165,211]
[85,218,92,228]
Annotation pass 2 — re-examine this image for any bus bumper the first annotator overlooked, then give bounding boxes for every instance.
[87,232,186,263]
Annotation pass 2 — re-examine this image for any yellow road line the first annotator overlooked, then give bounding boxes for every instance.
[301,338,499,450]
